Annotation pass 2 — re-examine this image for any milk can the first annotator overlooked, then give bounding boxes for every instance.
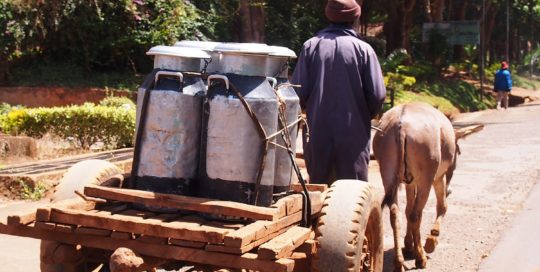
[266,46,301,194]
[174,40,220,74]
[131,45,209,195]
[198,43,278,207]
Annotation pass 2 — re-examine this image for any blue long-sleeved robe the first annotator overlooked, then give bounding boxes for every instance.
[291,24,386,183]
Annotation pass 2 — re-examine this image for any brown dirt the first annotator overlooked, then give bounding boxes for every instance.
[0,86,132,108]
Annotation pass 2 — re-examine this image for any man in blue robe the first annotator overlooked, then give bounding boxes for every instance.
[292,0,386,184]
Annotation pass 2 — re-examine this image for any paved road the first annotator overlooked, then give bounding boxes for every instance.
[1,102,540,272]
[478,176,540,272]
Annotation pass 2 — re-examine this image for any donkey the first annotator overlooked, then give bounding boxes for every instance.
[372,102,460,271]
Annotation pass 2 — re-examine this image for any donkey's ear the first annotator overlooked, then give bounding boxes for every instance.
[454,124,484,140]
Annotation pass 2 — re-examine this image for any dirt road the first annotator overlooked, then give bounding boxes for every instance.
[368,99,540,271]
[1,96,540,271]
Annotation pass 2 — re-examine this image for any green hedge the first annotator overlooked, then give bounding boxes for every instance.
[99,96,136,109]
[0,103,135,149]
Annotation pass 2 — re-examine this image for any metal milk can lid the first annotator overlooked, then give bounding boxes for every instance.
[213,42,271,55]
[174,40,220,51]
[146,45,210,59]
[268,46,297,58]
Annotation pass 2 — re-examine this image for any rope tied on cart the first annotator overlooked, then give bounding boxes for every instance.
[273,83,312,228]
[201,58,212,75]
[225,82,272,207]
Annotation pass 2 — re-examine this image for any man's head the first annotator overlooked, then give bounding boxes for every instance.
[325,0,361,24]
[501,61,509,69]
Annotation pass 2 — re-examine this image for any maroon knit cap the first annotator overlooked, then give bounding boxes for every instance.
[325,0,361,23]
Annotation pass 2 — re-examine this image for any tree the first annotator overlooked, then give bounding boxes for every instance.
[238,0,266,42]
[383,0,416,54]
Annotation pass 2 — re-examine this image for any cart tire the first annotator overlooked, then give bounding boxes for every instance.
[51,159,123,203]
[41,159,123,272]
[312,180,383,272]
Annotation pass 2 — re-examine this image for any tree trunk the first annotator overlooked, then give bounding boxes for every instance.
[383,0,416,54]
[424,0,444,22]
[431,0,445,22]
[529,0,536,57]
[452,0,469,60]
[484,2,498,65]
[238,0,266,43]
[359,0,369,36]
[513,27,520,64]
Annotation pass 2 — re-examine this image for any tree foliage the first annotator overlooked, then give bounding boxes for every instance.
[2,0,540,82]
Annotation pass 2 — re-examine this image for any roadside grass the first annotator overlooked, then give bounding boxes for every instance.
[513,74,538,90]
[18,179,47,201]
[9,62,143,91]
[388,78,496,117]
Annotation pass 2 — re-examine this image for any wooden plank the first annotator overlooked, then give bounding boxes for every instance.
[223,220,267,247]
[272,191,324,219]
[36,199,97,222]
[257,227,312,260]
[117,209,155,219]
[290,183,327,193]
[169,239,207,249]
[272,194,303,217]
[111,231,134,240]
[296,239,317,255]
[290,252,310,272]
[75,227,112,237]
[7,211,37,226]
[99,203,130,214]
[47,207,230,243]
[136,235,168,245]
[84,185,279,221]
[223,212,303,248]
[0,224,295,272]
[205,225,292,255]
[55,223,76,233]
[34,221,56,231]
[290,240,317,272]
[36,208,53,222]
[309,191,324,215]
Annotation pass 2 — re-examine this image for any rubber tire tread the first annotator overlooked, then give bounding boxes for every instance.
[312,179,383,272]
[51,159,122,203]
[41,159,122,272]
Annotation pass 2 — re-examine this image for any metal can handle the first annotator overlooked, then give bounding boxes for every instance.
[266,77,277,89]
[154,71,184,86]
[207,74,230,90]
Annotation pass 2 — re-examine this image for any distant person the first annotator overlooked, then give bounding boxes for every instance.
[493,61,512,110]
[291,0,386,184]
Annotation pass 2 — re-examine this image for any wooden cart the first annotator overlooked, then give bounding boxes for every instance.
[0,160,383,272]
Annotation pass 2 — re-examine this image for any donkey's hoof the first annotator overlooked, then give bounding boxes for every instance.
[415,255,427,269]
[446,185,453,197]
[424,235,438,253]
[402,246,415,259]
